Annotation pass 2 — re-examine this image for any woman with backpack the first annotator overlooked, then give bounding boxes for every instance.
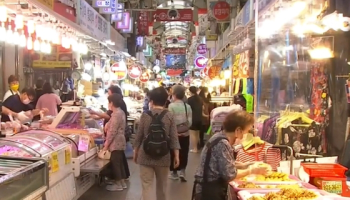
[168,85,193,182]
[133,87,180,200]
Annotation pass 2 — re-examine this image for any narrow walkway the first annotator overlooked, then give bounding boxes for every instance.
[79,153,200,200]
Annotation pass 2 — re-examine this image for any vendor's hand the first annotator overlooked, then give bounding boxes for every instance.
[249,165,269,176]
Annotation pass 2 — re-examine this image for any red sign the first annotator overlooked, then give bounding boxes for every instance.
[54,3,76,22]
[140,72,150,83]
[194,56,207,68]
[213,1,231,21]
[167,69,183,76]
[197,44,207,54]
[153,9,193,22]
[128,65,142,79]
[111,62,127,80]
[200,69,207,78]
[137,11,149,36]
[208,66,221,79]
[163,48,186,55]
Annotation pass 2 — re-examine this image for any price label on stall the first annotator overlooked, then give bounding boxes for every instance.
[322,181,342,194]
[78,135,91,152]
[65,148,71,165]
[50,152,59,173]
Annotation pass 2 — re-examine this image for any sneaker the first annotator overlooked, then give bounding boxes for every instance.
[190,149,198,153]
[121,180,127,189]
[106,183,123,191]
[179,170,187,182]
[168,172,179,180]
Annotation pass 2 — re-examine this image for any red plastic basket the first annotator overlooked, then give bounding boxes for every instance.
[301,163,347,178]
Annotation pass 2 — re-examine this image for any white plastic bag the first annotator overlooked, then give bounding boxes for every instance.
[98,150,111,160]
[16,111,32,124]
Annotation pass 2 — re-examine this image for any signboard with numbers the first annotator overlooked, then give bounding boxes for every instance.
[212,1,230,21]
[93,0,111,8]
[322,181,342,194]
[111,12,123,21]
[116,12,130,29]
[137,11,149,36]
[76,0,110,41]
[99,1,123,14]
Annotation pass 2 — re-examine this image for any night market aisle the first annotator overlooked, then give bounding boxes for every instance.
[78,153,200,200]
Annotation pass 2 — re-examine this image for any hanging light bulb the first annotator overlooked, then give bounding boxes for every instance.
[0,1,7,22]
[36,24,42,39]
[0,23,6,41]
[15,13,23,30]
[40,40,46,53]
[6,25,13,44]
[13,31,20,45]
[27,20,35,34]
[46,42,52,54]
[19,32,26,47]
[34,39,40,51]
[27,36,33,50]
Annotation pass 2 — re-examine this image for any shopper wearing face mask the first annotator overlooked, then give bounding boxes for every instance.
[192,111,269,200]
[3,75,20,101]
[1,87,47,122]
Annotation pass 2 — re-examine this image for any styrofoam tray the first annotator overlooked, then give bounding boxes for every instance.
[238,189,331,200]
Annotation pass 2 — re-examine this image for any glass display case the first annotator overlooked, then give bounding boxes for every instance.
[255,0,330,156]
[0,156,49,200]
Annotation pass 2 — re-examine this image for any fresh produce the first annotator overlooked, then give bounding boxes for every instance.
[247,188,318,200]
[238,182,300,189]
[241,172,293,181]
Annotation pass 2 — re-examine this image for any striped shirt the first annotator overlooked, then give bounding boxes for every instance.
[168,100,192,137]
[236,143,281,170]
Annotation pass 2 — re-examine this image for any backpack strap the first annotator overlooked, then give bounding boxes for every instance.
[146,110,167,121]
[202,136,228,183]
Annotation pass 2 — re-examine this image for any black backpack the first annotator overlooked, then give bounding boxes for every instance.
[143,110,170,159]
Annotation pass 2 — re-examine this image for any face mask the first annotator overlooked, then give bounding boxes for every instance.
[10,84,19,92]
[22,98,30,105]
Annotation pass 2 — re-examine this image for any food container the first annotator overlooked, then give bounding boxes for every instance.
[237,189,331,200]
[234,174,300,185]
[230,181,303,191]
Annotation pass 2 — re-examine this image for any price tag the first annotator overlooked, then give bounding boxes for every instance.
[65,149,71,165]
[51,152,59,173]
[322,181,342,194]
[78,135,90,152]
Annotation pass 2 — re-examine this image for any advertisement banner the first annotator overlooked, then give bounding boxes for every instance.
[197,44,207,54]
[31,45,72,68]
[76,0,110,41]
[116,12,130,29]
[121,17,133,33]
[153,9,193,22]
[163,48,186,55]
[111,62,127,80]
[239,51,249,78]
[232,54,240,79]
[165,55,186,68]
[137,11,149,36]
[53,3,76,22]
[208,66,221,79]
[93,0,111,7]
[99,1,123,14]
[242,0,253,26]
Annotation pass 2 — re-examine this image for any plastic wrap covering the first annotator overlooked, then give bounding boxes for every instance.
[255,0,331,157]
[0,157,49,200]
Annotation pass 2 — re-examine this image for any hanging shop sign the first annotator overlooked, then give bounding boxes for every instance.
[153,9,193,22]
[76,0,110,41]
[208,66,221,79]
[137,11,150,36]
[205,33,218,41]
[111,62,127,80]
[212,1,231,21]
[116,12,130,30]
[111,12,123,22]
[140,72,150,83]
[143,44,153,57]
[197,44,207,54]
[99,0,118,14]
[239,51,249,78]
[128,65,142,79]
[194,55,207,68]
[54,2,76,22]
[167,69,183,76]
[242,0,253,26]
[121,17,133,33]
[31,45,72,68]
[163,48,186,55]
[93,0,110,7]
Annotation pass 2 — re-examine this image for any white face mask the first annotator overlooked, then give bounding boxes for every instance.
[22,98,30,105]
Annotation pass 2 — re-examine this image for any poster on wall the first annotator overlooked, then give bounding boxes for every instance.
[31,45,72,68]
[239,51,249,78]
[165,54,186,69]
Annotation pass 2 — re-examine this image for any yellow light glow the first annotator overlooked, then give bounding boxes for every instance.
[309,48,333,59]
[34,39,40,51]
[0,5,7,22]
[27,37,33,50]
[15,14,23,30]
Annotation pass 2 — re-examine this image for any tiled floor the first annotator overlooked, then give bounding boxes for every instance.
[78,153,200,200]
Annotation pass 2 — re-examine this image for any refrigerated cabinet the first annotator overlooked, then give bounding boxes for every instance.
[0,156,49,200]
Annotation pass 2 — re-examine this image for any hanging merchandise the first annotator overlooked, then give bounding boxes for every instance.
[128,65,141,79]
[139,72,150,83]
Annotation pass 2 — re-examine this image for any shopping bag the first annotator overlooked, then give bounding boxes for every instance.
[98,150,111,160]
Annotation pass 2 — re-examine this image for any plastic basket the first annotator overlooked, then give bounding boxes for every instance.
[301,163,347,178]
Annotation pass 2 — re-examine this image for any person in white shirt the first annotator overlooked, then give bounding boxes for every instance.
[3,75,20,101]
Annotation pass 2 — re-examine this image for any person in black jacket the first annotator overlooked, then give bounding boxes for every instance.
[188,86,203,153]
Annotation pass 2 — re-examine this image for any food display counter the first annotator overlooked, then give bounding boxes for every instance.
[0,156,49,200]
